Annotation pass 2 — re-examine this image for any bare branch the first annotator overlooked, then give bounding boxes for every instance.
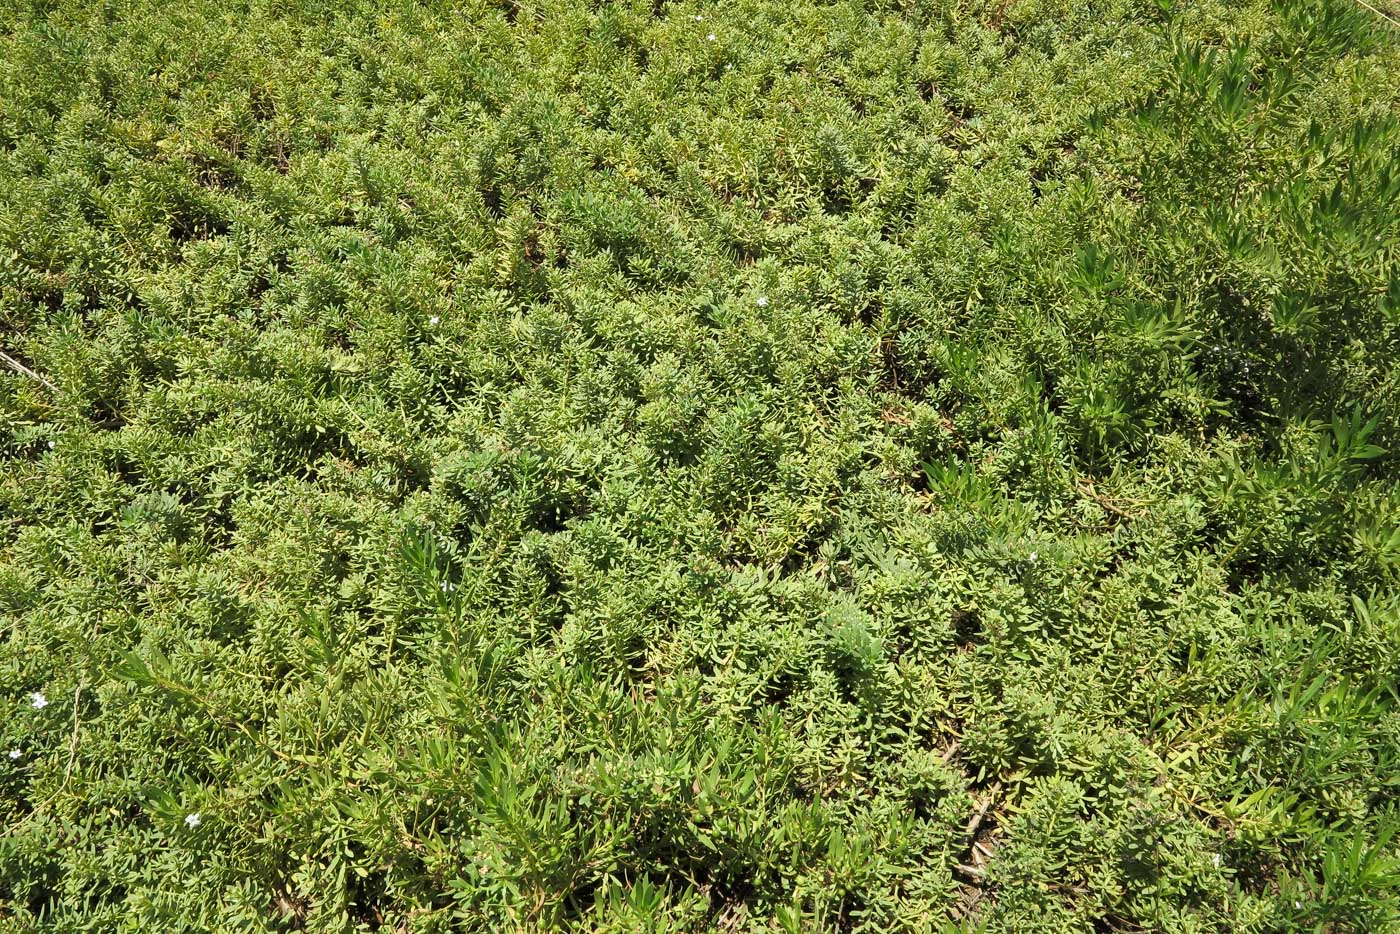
[0,349,59,392]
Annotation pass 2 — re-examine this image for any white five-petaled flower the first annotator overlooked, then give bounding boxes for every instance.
[1028,551,1038,563]
[47,440,55,449]
[707,32,716,41]
[185,813,202,828]
[756,295,768,307]
[29,692,47,709]
[7,749,19,760]
[1211,852,1221,867]
[429,315,440,325]
[693,13,702,20]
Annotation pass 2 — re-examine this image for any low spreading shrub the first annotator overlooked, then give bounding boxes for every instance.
[1,0,1398,930]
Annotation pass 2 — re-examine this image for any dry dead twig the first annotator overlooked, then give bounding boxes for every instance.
[0,349,59,392]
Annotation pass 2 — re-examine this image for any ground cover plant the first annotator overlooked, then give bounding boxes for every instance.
[2,0,1399,929]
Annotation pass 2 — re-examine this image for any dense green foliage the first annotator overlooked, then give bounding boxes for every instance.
[3,0,1400,929]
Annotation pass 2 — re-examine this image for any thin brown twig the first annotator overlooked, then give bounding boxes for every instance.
[17,682,85,827]
[964,787,997,840]
[1353,0,1399,27]
[0,349,59,392]
[1076,479,1148,519]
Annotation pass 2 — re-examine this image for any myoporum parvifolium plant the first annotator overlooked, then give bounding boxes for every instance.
[2,0,1400,930]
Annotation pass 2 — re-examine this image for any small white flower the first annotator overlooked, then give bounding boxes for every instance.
[7,749,20,760]
[47,440,55,449]
[429,315,440,325]
[756,295,768,307]
[693,13,702,20]
[707,32,716,41]
[1211,852,1221,867]
[29,692,47,709]
[1028,551,1038,563]
[185,813,202,828]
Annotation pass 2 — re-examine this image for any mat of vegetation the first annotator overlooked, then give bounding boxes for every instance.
[2,0,1399,929]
